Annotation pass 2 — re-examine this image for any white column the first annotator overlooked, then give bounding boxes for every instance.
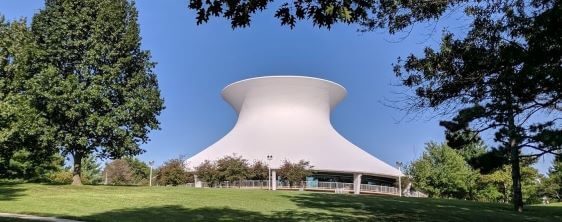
[149,166,153,187]
[272,170,277,191]
[353,173,362,195]
[194,174,202,188]
[398,175,402,197]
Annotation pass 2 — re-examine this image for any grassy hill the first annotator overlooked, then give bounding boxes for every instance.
[0,183,560,222]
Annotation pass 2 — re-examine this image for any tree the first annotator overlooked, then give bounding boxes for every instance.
[249,160,269,180]
[542,155,562,201]
[188,0,465,31]
[3,150,65,182]
[80,155,102,184]
[394,1,561,210]
[278,160,313,188]
[477,165,512,203]
[188,0,562,212]
[156,158,193,186]
[216,155,250,183]
[104,159,133,185]
[124,157,150,185]
[408,142,478,199]
[478,165,542,204]
[30,0,164,185]
[195,160,220,186]
[444,129,487,168]
[0,16,58,181]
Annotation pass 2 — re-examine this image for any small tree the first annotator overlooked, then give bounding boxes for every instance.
[408,142,478,199]
[124,157,150,185]
[156,158,192,186]
[249,160,268,180]
[195,160,220,186]
[545,156,562,202]
[104,159,133,185]
[216,155,249,183]
[81,155,102,185]
[477,165,541,204]
[536,155,561,203]
[278,160,313,188]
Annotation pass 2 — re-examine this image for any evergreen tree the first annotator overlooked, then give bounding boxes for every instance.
[30,0,164,185]
[80,155,102,184]
[444,129,487,169]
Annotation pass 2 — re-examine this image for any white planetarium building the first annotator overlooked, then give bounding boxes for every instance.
[185,76,402,195]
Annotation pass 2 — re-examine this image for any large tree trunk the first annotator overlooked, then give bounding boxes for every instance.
[508,114,523,212]
[510,141,523,212]
[72,152,83,186]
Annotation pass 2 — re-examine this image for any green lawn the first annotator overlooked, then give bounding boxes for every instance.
[0,183,560,222]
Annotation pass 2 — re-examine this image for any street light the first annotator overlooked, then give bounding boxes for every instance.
[396,161,403,197]
[267,155,273,190]
[149,161,155,187]
[104,163,108,185]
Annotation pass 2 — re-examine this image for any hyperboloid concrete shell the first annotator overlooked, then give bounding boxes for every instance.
[184,76,402,178]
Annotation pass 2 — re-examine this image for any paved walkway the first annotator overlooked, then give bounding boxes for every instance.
[0,213,82,222]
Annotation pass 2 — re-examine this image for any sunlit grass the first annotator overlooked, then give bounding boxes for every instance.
[0,183,560,222]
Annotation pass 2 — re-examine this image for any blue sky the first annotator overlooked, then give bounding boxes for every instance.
[1,1,553,174]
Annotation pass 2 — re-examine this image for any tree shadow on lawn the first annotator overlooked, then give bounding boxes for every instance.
[0,183,26,201]
[282,192,562,222]
[61,198,561,222]
[77,205,368,222]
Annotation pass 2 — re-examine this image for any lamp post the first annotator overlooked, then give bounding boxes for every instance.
[267,155,273,190]
[104,163,108,185]
[396,161,403,197]
[149,161,155,187]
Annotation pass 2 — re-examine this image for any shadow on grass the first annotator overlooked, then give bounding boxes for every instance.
[80,205,263,222]
[0,183,26,201]
[63,199,561,222]
[282,192,562,222]
[78,205,367,222]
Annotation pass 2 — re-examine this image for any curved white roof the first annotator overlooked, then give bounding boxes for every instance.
[185,76,402,178]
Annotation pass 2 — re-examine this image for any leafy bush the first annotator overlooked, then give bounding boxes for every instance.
[104,159,133,185]
[48,170,73,184]
[278,160,313,187]
[124,157,150,185]
[216,155,249,182]
[249,160,268,180]
[195,160,220,186]
[195,155,264,186]
[156,158,192,186]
